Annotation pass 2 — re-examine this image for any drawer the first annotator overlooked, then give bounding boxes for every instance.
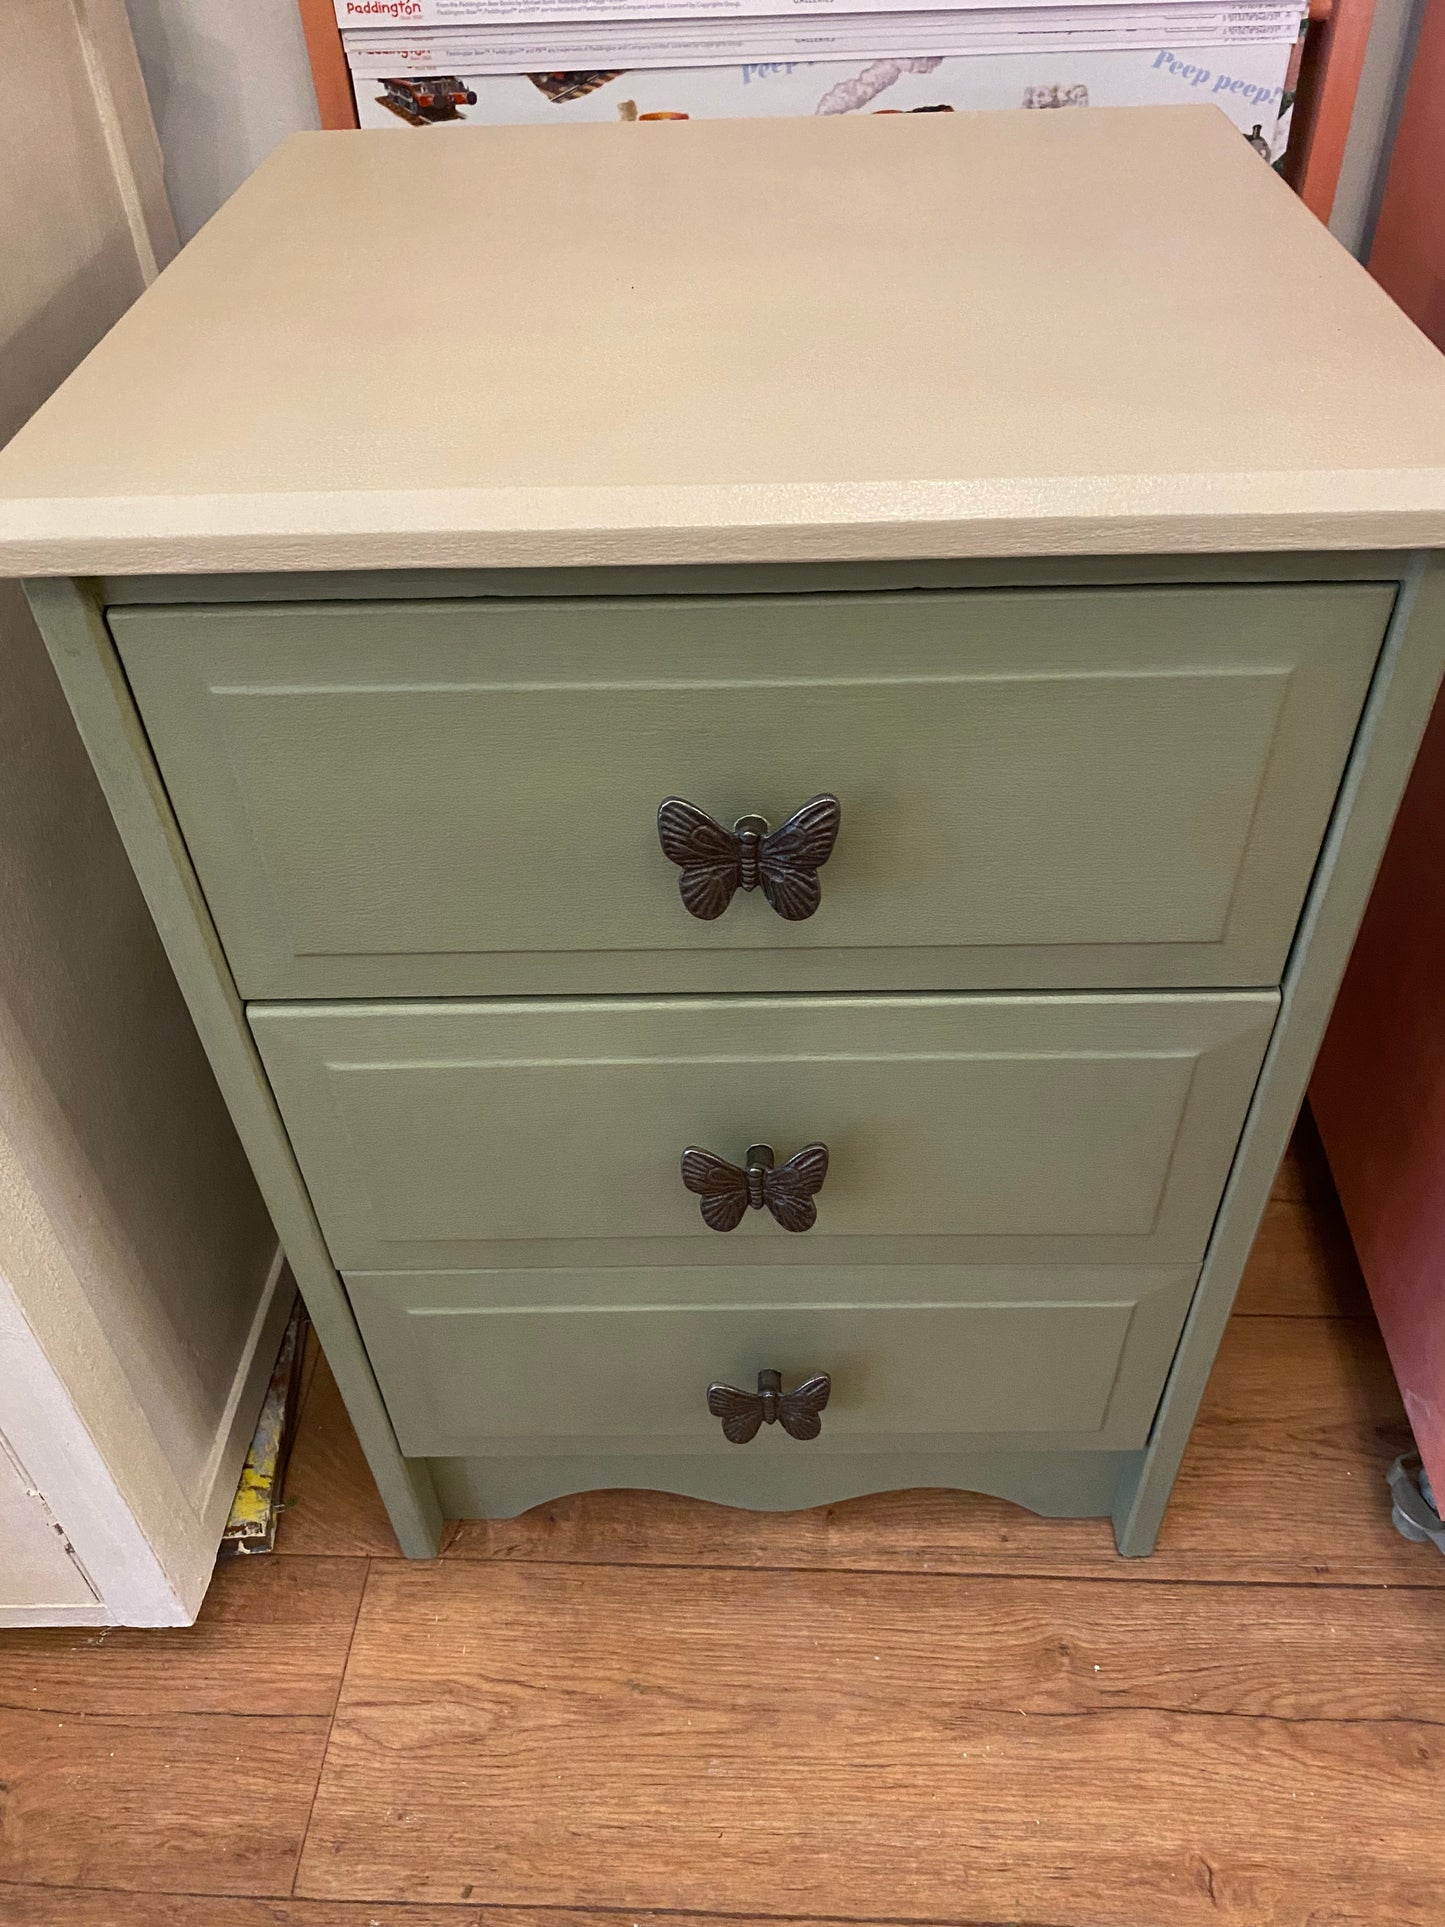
[345,1264,1197,1456]
[250,991,1275,1271]
[113,582,1390,997]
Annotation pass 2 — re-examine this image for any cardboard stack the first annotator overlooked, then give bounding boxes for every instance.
[335,0,1307,157]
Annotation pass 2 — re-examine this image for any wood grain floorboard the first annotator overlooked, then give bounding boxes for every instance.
[1231,1196,1370,1316]
[0,1891,481,1926]
[0,1555,364,1716]
[445,1916,1065,1927]
[298,1315,322,1414]
[1268,1111,1334,1206]
[296,1560,1445,1924]
[0,1558,365,1895]
[0,1902,1042,1927]
[277,1350,403,1559]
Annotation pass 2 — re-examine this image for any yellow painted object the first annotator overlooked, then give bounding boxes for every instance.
[220,1297,305,1555]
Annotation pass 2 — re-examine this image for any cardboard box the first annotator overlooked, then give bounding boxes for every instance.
[344,4,1305,74]
[352,37,1298,155]
[335,0,1294,28]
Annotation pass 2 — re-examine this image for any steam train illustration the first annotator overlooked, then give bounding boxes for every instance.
[375,76,479,125]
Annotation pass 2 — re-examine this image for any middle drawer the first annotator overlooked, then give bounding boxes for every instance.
[250,991,1275,1273]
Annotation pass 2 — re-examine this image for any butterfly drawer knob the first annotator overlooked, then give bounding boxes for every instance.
[707,1369,832,1444]
[657,792,841,921]
[681,1140,829,1232]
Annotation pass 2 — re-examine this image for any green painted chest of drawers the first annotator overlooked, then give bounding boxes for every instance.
[6,110,1445,1556]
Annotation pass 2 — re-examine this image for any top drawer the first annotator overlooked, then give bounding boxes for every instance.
[112,582,1390,998]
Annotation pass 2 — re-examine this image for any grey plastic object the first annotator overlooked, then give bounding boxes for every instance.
[1388,1453,1445,1555]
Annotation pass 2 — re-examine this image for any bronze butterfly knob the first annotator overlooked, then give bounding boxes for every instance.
[680,1141,829,1232]
[657,793,841,921]
[707,1369,832,1444]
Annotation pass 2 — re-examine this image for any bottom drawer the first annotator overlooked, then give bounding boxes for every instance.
[348,1265,1195,1457]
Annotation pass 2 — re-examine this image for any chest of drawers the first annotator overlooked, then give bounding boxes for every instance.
[5,108,1445,1556]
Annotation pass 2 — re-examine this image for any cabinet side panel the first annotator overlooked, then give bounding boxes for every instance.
[1114,553,1445,1554]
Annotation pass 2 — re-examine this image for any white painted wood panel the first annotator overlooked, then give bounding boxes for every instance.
[0,1435,97,1613]
[0,0,286,1626]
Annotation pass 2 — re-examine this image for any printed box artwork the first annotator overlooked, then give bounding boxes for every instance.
[343,7,1308,76]
[351,39,1298,152]
[335,0,1294,24]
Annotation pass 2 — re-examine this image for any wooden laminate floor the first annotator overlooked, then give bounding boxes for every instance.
[4,1125,1444,1927]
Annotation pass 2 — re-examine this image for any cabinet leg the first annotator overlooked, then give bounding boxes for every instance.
[1109,1450,1163,1556]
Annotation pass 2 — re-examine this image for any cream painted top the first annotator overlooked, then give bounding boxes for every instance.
[3,106,1445,574]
